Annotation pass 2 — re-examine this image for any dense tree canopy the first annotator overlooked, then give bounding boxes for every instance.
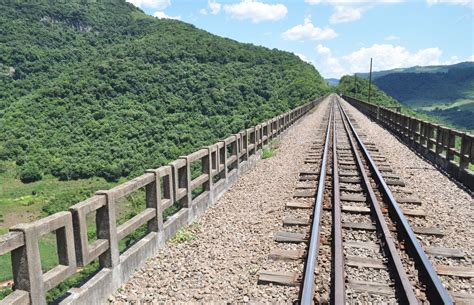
[336,75,401,107]
[0,0,329,182]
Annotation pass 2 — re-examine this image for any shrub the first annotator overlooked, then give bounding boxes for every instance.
[19,162,43,183]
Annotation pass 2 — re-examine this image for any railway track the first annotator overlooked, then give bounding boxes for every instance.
[258,95,470,304]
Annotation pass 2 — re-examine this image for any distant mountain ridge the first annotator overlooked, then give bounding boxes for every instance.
[357,61,474,79]
[325,78,340,86]
[363,62,474,131]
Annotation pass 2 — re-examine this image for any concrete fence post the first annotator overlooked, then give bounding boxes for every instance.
[202,148,212,192]
[427,125,435,151]
[94,190,120,268]
[11,212,77,305]
[446,131,456,161]
[459,134,471,170]
[242,130,249,161]
[435,126,443,156]
[218,141,228,179]
[145,170,164,233]
[10,228,45,305]
[181,157,192,207]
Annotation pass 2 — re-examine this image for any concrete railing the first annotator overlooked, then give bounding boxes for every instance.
[342,95,474,191]
[0,95,326,305]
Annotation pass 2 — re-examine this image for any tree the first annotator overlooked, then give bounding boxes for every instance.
[20,162,43,183]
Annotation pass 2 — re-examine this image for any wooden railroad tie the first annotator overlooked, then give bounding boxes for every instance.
[268,249,306,261]
[342,221,443,236]
[293,189,316,198]
[282,216,310,226]
[299,175,318,181]
[346,256,387,269]
[425,246,465,258]
[258,271,301,286]
[340,194,366,202]
[344,240,379,250]
[295,183,316,189]
[286,201,313,209]
[347,279,394,297]
[434,265,474,278]
[274,231,308,243]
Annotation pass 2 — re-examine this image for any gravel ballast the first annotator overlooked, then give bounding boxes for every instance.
[110,100,330,303]
[111,96,473,303]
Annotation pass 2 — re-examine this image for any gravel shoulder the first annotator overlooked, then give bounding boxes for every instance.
[110,99,330,303]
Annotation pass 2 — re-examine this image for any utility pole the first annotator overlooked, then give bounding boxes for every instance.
[354,73,357,93]
[368,58,373,104]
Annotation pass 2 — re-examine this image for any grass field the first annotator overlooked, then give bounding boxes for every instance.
[0,233,59,282]
[415,99,474,112]
[0,161,117,230]
[0,160,118,300]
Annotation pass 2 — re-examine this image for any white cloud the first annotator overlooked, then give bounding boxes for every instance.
[282,17,338,41]
[312,44,462,78]
[312,44,346,78]
[127,0,171,9]
[427,0,473,9]
[385,35,400,41]
[468,55,474,61]
[343,44,443,73]
[304,0,404,24]
[330,5,365,23]
[209,0,222,14]
[153,11,181,20]
[199,8,208,15]
[295,53,315,64]
[223,0,288,23]
[307,0,403,4]
[316,44,331,55]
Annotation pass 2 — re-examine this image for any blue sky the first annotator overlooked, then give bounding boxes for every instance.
[127,0,474,78]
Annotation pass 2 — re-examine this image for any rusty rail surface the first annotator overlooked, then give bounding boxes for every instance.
[0,95,326,305]
[300,101,332,304]
[330,101,344,304]
[342,95,474,191]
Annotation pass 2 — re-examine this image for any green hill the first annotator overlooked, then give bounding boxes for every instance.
[336,74,441,124]
[357,62,474,79]
[359,62,474,130]
[337,75,402,108]
[0,0,328,184]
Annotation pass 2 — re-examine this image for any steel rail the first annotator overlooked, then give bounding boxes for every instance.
[300,103,333,305]
[331,100,345,304]
[337,97,453,304]
[336,100,418,304]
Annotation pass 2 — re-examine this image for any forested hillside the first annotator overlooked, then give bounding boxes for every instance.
[337,75,402,108]
[369,63,474,130]
[0,0,328,183]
